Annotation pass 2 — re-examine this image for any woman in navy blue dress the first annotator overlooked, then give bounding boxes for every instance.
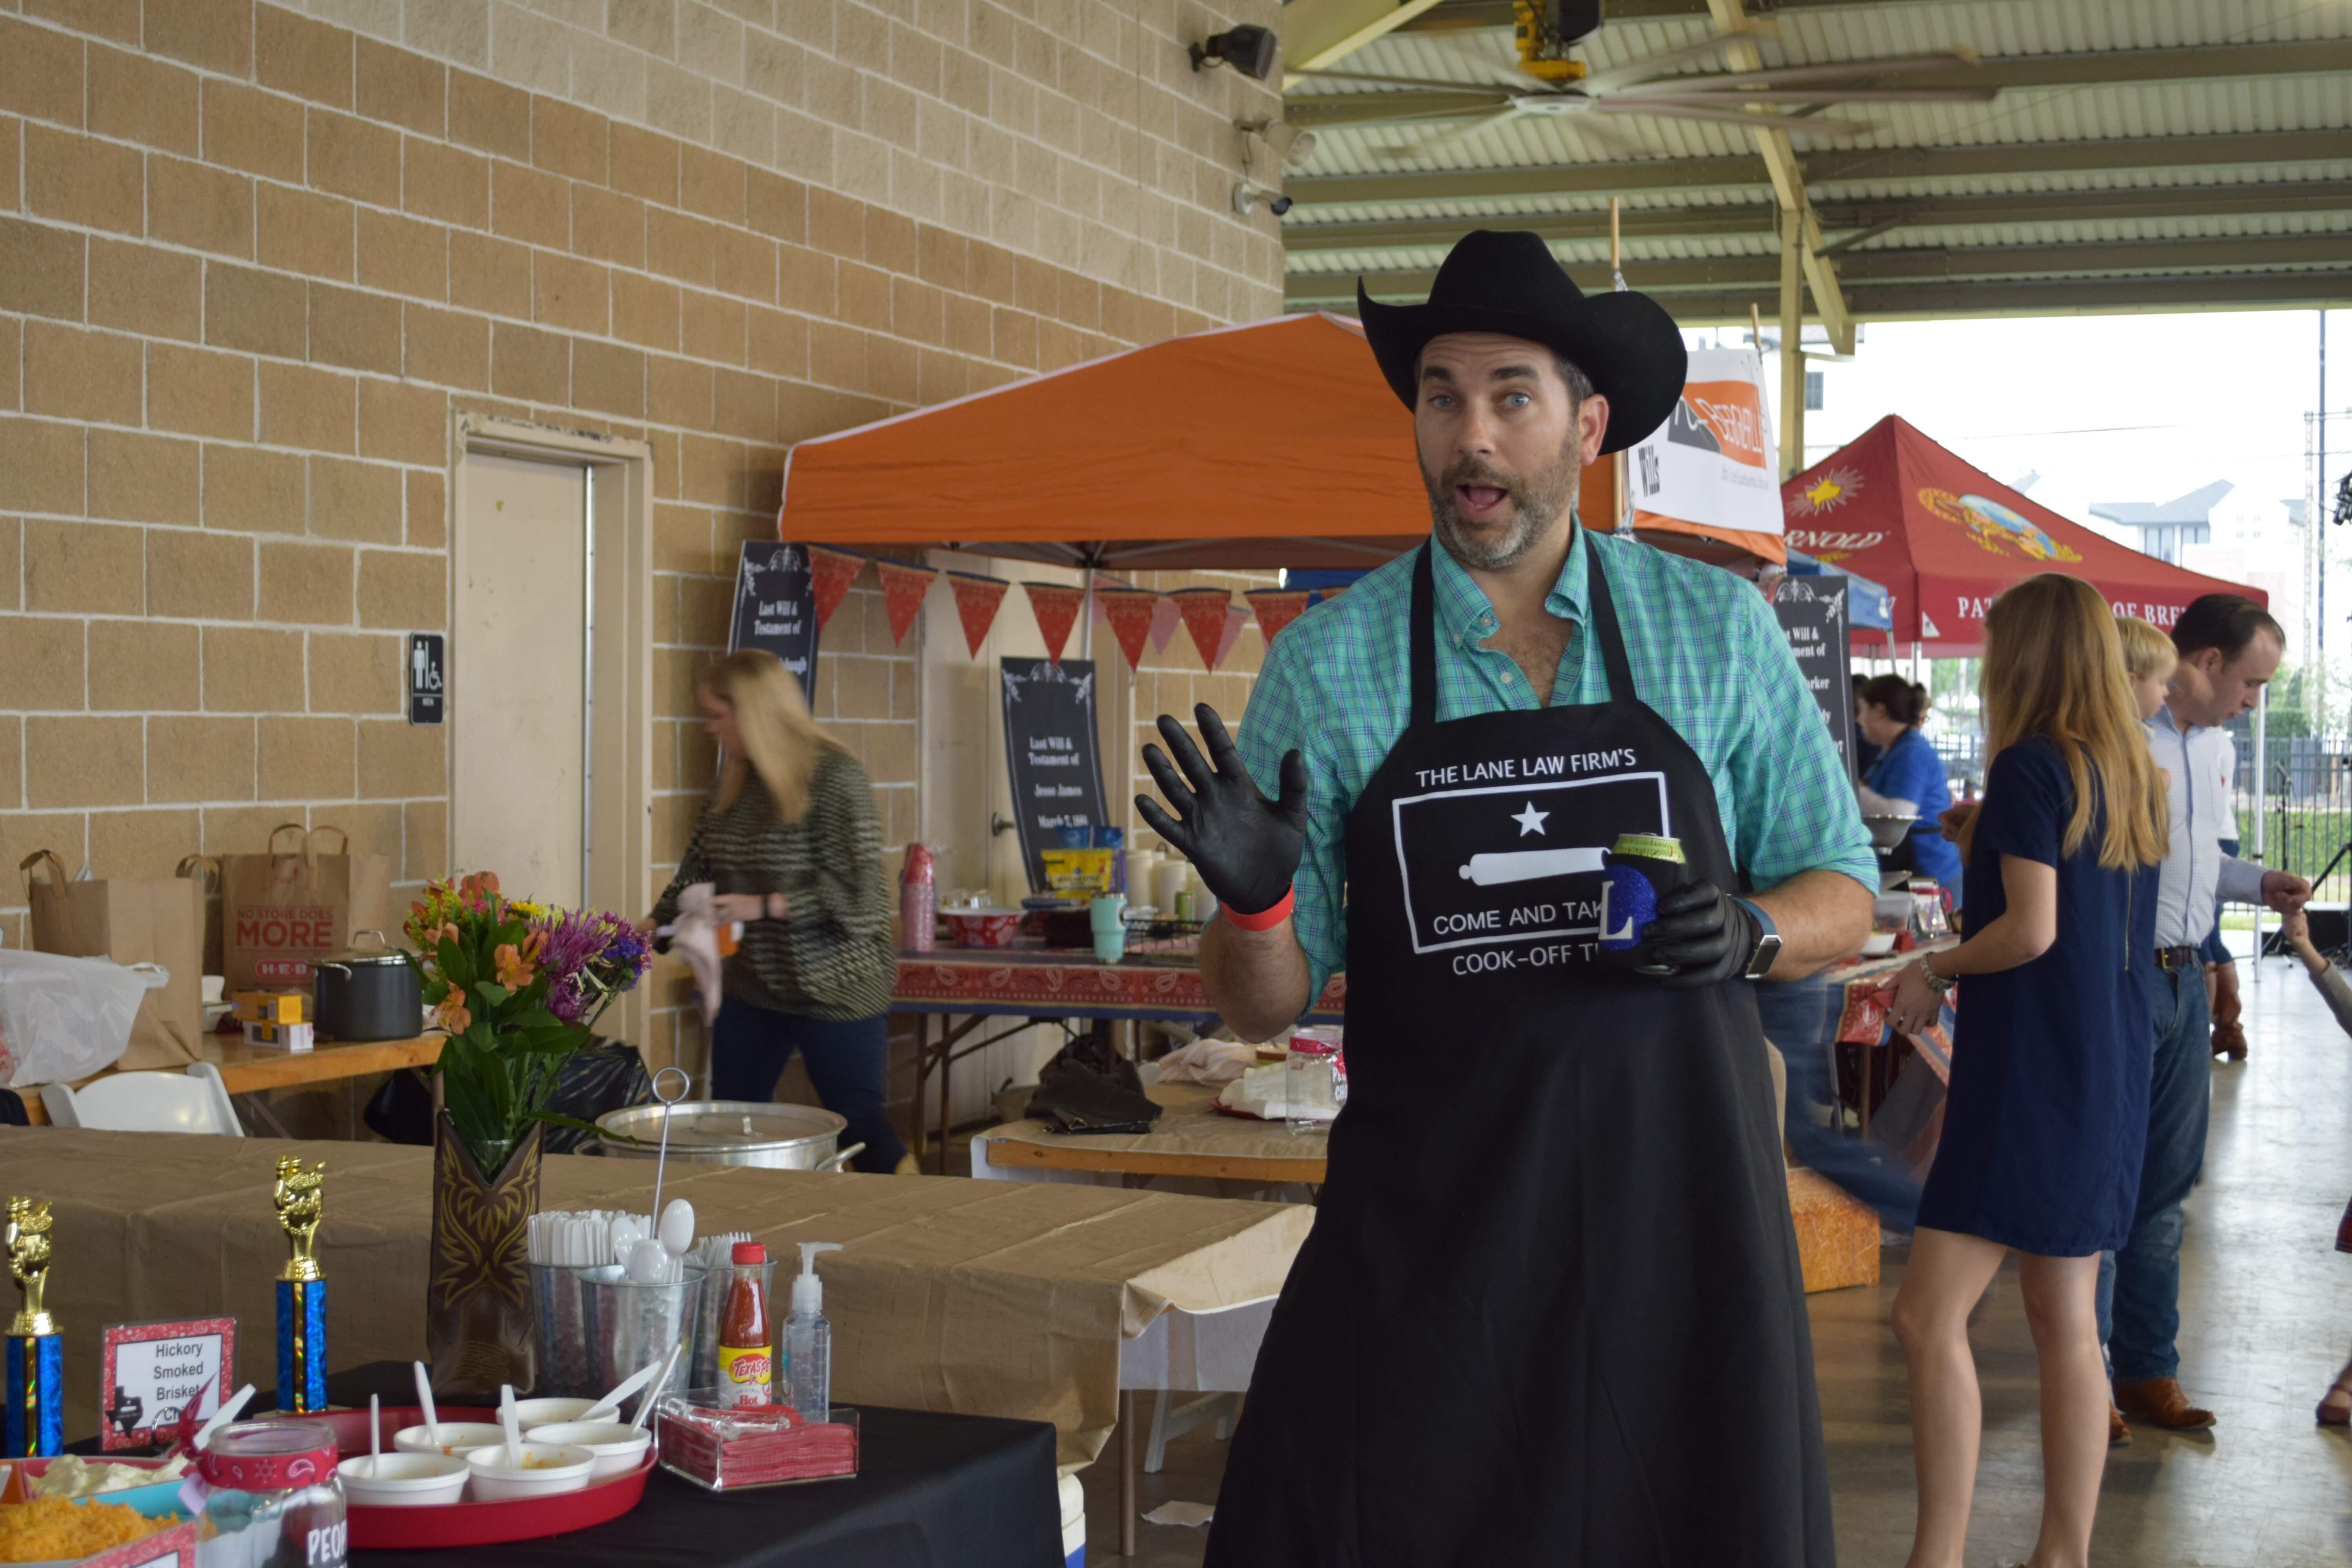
[1884,573,2167,1568]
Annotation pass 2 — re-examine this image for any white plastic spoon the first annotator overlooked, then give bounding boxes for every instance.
[658,1198,695,1260]
[631,1341,684,1432]
[189,1383,256,1453]
[579,1357,664,1424]
[369,1394,381,1467]
[414,1361,442,1446]
[499,1383,522,1461]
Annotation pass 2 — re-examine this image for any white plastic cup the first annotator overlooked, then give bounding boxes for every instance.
[391,1421,507,1457]
[510,1397,596,1428]
[335,1452,469,1507]
[522,1421,652,1479]
[462,1443,595,1500]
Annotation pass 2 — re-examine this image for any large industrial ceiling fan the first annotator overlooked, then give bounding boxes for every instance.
[1295,0,1993,158]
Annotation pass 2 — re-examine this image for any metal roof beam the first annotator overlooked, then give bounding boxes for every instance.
[1290,232,2352,304]
[1280,0,1453,89]
[1285,40,2352,128]
[1281,180,2352,252]
[1283,130,2352,208]
[1615,273,2352,323]
[1705,0,1851,353]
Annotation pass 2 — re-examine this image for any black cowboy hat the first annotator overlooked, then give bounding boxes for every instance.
[1358,229,1688,455]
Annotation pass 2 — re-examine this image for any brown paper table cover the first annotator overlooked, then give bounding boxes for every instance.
[0,1130,1305,1466]
[984,1081,1314,1165]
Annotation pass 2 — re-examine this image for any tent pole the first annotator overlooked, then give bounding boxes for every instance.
[1911,641,1922,681]
[2252,681,2269,979]
[1778,207,1804,479]
[1611,198,1633,535]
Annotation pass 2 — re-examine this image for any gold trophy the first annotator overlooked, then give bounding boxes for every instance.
[272,1157,326,1283]
[271,1159,330,1411]
[4,1197,62,1456]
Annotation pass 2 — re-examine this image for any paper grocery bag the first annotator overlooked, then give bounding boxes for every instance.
[220,824,392,991]
[176,854,224,980]
[18,850,206,1071]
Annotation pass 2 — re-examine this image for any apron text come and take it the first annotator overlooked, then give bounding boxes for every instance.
[1208,544,1833,1568]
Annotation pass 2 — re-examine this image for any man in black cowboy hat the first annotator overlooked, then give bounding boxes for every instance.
[1137,231,1875,1564]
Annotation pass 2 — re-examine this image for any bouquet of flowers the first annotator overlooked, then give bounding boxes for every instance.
[403,871,652,1177]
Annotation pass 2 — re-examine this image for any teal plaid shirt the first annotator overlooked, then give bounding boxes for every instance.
[1236,525,1880,1003]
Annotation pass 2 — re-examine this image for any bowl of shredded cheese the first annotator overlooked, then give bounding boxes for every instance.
[0,1494,172,1565]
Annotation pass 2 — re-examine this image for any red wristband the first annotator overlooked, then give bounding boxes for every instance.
[1219,887,1294,932]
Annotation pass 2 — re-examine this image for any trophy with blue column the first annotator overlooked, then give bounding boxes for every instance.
[4,1197,62,1457]
[272,1157,328,1413]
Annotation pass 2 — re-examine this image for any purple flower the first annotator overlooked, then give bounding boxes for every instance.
[529,908,651,1026]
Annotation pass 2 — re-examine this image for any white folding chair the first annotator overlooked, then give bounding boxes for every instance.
[41,1063,243,1136]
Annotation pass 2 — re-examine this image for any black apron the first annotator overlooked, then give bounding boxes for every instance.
[1207,544,1833,1567]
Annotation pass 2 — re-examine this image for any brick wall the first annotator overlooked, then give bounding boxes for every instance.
[0,0,1285,1082]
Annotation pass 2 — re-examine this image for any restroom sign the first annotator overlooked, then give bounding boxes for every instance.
[408,633,445,725]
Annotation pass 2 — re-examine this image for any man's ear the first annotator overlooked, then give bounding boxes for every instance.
[1579,395,1611,467]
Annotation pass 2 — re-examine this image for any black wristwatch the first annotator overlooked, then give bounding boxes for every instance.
[1735,898,1782,980]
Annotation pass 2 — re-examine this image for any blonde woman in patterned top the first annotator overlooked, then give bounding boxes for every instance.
[648,650,912,1174]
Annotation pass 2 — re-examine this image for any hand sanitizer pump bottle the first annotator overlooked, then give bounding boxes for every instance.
[784,1241,843,1421]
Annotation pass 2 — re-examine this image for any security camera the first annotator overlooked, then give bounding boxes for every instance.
[1232,182,1293,218]
[1190,25,1278,81]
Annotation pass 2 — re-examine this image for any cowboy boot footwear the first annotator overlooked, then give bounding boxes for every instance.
[2115,1376,2215,1430]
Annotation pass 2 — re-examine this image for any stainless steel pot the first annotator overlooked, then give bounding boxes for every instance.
[314,929,423,1042]
[593,1100,864,1171]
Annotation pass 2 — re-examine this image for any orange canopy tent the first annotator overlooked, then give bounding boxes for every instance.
[778,313,1769,570]
[1782,416,2267,657]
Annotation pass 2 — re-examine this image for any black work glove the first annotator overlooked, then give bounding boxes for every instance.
[1134,704,1307,918]
[1640,878,1762,990]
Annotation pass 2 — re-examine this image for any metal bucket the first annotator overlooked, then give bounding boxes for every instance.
[579,1263,708,1395]
[530,1263,599,1399]
[593,1100,858,1171]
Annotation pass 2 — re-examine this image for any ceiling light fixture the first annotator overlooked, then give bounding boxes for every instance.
[1190,25,1277,82]
[1236,118,1319,172]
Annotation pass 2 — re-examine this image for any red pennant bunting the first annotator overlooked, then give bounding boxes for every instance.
[1148,594,1182,654]
[871,558,938,645]
[807,545,866,631]
[1172,587,1233,672]
[1217,603,1248,668]
[945,571,1010,658]
[1245,588,1312,643]
[1096,588,1160,675]
[1022,581,1084,665]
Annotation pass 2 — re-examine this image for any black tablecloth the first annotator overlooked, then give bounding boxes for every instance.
[240,1362,1063,1567]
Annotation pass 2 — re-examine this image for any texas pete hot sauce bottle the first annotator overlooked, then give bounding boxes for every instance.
[717,1241,774,1407]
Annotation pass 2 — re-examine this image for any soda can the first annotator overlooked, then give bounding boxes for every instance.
[1598,833,1688,972]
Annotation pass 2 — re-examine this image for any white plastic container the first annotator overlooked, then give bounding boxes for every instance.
[510,1397,596,1427]
[461,1443,595,1501]
[522,1420,653,1479]
[783,1241,843,1424]
[333,1452,469,1507]
[391,1421,506,1457]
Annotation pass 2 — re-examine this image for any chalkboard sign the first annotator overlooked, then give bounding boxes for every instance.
[1001,658,1107,891]
[1774,577,1857,779]
[729,541,819,701]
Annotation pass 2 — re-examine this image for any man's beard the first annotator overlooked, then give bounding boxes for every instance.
[1422,436,1583,572]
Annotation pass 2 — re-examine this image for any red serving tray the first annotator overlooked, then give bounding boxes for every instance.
[281,1404,655,1549]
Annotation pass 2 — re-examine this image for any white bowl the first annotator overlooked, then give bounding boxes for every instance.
[392,1422,508,1457]
[510,1397,597,1427]
[1861,931,1900,956]
[462,1443,595,1500]
[335,1452,470,1506]
[522,1421,652,1479]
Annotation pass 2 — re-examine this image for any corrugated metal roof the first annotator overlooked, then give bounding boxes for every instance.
[1278,0,2352,319]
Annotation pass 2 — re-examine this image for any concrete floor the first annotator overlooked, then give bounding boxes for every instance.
[1078,953,2352,1564]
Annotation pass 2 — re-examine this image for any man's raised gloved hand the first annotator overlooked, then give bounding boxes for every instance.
[1135,704,1307,919]
[1640,879,1762,990]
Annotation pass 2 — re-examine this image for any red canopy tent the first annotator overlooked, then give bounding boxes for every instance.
[1781,416,2265,656]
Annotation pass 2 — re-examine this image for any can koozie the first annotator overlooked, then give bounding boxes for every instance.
[1599,833,1688,973]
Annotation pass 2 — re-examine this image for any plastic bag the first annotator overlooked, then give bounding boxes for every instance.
[0,951,171,1087]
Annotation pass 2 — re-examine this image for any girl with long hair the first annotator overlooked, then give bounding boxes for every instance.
[648,650,912,1173]
[1884,574,2168,1568]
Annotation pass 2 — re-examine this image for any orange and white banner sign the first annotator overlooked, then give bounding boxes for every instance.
[1626,348,1782,537]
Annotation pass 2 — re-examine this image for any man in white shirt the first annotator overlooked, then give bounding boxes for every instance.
[2103,595,2309,1437]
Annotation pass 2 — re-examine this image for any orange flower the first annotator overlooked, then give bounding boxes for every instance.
[459,871,501,900]
[494,931,543,989]
[433,987,472,1034]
